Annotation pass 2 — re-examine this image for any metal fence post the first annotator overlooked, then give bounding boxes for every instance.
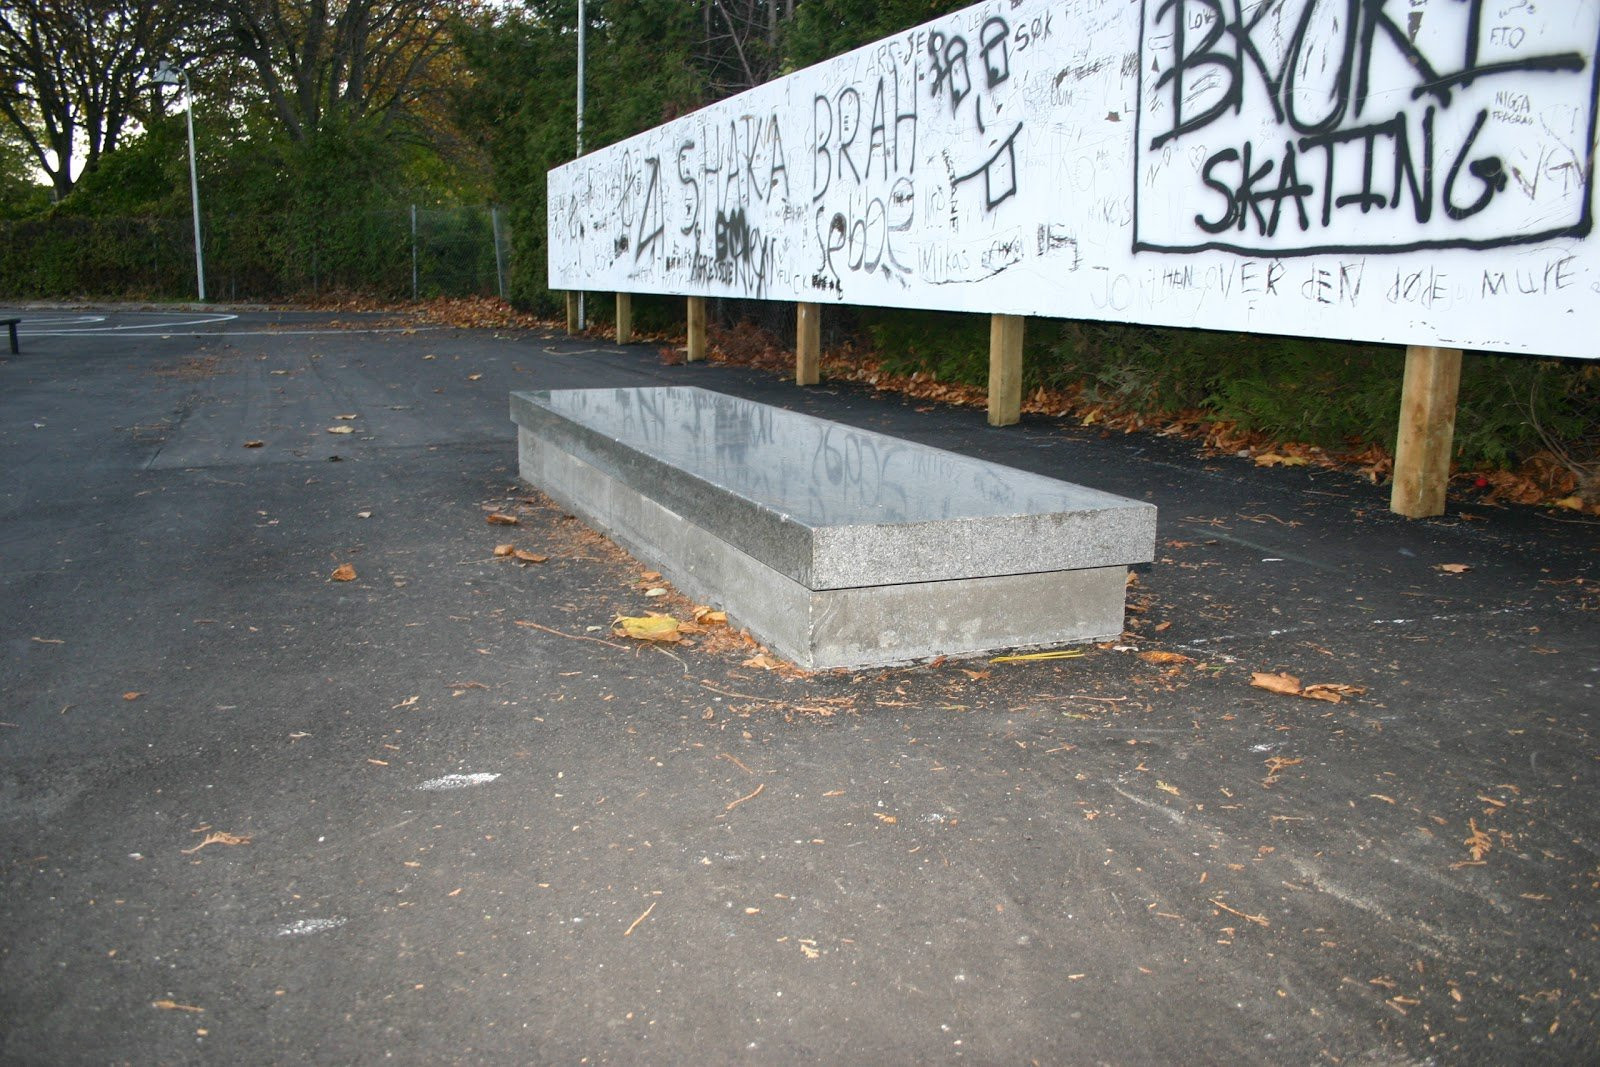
[491,206,506,300]
[410,204,419,301]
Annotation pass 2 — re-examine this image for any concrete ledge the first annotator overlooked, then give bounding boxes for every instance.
[512,386,1156,669]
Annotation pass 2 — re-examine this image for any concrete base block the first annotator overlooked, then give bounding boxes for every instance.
[519,431,1129,669]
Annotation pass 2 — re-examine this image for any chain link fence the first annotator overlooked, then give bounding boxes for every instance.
[0,205,511,302]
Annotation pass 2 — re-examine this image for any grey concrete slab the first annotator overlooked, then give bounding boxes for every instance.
[521,432,1126,667]
[511,386,1155,588]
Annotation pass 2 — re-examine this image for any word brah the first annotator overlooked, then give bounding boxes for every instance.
[1133,0,1598,256]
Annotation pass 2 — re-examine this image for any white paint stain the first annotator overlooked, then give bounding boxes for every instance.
[417,772,501,791]
[277,917,347,937]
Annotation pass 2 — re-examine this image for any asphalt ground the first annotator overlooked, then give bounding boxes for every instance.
[1,306,1597,1065]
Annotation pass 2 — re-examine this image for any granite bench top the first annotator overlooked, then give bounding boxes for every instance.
[511,386,1155,590]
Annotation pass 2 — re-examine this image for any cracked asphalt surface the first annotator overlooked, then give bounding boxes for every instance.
[2,306,1598,1064]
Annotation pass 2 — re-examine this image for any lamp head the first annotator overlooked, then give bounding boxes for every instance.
[154,61,181,86]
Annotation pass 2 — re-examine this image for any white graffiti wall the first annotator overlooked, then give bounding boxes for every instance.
[547,0,1600,359]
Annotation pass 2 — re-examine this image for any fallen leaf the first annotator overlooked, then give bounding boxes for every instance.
[873,812,898,825]
[492,544,515,557]
[326,425,354,435]
[644,587,668,598]
[334,414,357,421]
[640,571,663,581]
[1139,651,1193,666]
[1436,563,1471,574]
[486,513,519,526]
[357,510,372,519]
[614,614,681,643]
[1465,818,1493,862]
[693,607,727,626]
[1254,452,1308,467]
[123,691,143,701]
[152,999,204,1013]
[467,373,483,381]
[1156,780,1181,796]
[243,440,264,448]
[1300,682,1365,703]
[1553,495,1585,512]
[181,831,250,854]
[331,564,357,582]
[1251,671,1303,696]
[741,652,784,670]
[512,549,548,564]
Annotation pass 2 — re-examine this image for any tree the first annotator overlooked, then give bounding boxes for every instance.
[214,0,475,145]
[0,0,192,199]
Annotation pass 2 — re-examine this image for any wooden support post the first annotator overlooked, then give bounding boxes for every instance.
[1390,344,1463,518]
[796,302,821,386]
[564,291,579,334]
[987,313,1025,427]
[615,293,633,344]
[686,296,707,362]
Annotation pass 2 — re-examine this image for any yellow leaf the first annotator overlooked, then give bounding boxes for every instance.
[1250,671,1302,696]
[1254,452,1287,467]
[614,614,681,643]
[326,425,354,435]
[1436,563,1470,574]
[1300,682,1365,703]
[331,563,357,582]
[486,513,519,526]
[492,544,515,557]
[1554,495,1585,511]
[512,549,548,564]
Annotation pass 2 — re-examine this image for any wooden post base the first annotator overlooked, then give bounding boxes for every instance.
[615,293,633,344]
[565,291,579,334]
[686,296,707,362]
[988,314,1025,427]
[1390,344,1463,518]
[796,302,821,386]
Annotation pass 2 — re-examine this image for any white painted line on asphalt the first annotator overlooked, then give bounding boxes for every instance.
[417,772,501,791]
[276,917,348,937]
[20,313,240,334]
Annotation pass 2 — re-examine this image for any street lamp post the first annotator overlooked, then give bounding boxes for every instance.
[575,0,586,329]
[155,61,206,302]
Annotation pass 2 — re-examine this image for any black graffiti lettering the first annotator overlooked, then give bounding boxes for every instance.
[766,116,790,200]
[1279,0,1357,135]
[867,80,888,182]
[1150,0,1238,152]
[635,155,663,261]
[1442,110,1506,221]
[676,141,700,236]
[813,73,916,195]
[1152,0,1585,151]
[928,30,970,116]
[811,95,831,201]
[979,17,1010,88]
[837,87,862,185]
[953,122,1022,211]
[817,207,847,289]
[1012,12,1053,52]
[1196,148,1240,233]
